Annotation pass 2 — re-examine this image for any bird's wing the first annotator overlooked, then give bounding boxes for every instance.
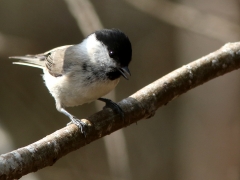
[45,44,83,77]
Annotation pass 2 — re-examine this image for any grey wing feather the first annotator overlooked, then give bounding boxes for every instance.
[45,45,73,77]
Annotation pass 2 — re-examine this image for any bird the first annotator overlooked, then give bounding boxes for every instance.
[10,29,132,136]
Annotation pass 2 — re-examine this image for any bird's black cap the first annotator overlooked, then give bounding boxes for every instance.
[95,29,132,67]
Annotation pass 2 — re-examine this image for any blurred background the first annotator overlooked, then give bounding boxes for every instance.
[0,0,240,179]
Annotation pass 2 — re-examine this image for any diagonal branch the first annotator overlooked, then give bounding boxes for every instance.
[1,42,240,179]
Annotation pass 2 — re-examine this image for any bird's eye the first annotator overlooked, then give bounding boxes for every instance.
[109,51,115,58]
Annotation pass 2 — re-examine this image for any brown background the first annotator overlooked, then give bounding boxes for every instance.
[0,0,240,180]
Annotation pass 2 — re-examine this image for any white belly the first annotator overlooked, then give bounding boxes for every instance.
[43,70,120,109]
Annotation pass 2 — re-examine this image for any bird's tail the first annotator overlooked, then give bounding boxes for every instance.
[9,55,45,69]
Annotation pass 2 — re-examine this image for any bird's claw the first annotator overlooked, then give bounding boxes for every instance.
[67,117,87,137]
[98,98,125,120]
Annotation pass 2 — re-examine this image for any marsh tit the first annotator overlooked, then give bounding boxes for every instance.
[10,29,132,135]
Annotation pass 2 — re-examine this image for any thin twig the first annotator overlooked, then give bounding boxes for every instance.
[1,42,240,179]
[64,0,103,36]
[124,0,240,42]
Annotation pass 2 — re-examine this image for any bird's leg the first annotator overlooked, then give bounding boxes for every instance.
[60,108,87,137]
[98,97,124,119]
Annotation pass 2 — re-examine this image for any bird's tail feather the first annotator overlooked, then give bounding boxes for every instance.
[9,55,45,69]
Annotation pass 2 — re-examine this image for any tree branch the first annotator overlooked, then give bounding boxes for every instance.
[1,42,240,179]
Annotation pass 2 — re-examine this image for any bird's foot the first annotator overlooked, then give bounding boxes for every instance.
[98,98,125,120]
[67,117,87,137]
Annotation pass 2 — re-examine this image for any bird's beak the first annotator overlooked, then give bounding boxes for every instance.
[118,66,131,80]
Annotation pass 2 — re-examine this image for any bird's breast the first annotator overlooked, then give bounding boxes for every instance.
[43,70,120,107]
